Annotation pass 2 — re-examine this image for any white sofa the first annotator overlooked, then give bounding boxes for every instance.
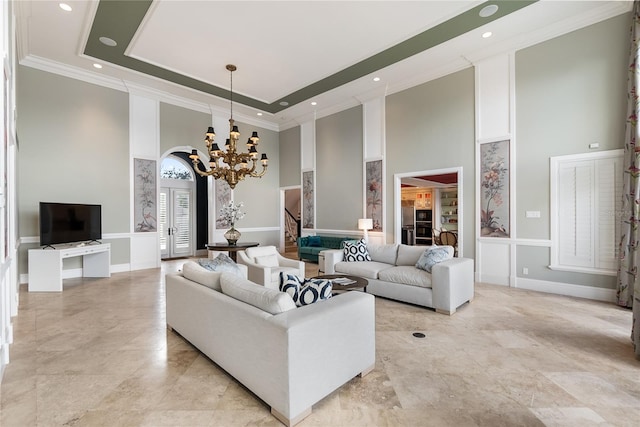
[237,245,305,289]
[165,261,375,426]
[323,243,474,314]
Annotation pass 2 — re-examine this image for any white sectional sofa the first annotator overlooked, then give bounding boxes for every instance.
[323,243,474,314]
[165,261,376,426]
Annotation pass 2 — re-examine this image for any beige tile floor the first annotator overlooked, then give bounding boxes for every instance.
[1,257,639,426]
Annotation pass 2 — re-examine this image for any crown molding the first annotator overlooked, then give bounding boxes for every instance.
[464,1,632,64]
[20,54,129,92]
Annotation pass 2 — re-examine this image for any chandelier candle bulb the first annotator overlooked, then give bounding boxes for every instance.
[190,64,268,189]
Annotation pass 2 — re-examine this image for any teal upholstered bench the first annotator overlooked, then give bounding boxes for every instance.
[297,236,353,263]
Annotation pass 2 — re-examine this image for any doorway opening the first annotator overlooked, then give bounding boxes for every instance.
[280,187,301,254]
[394,167,462,256]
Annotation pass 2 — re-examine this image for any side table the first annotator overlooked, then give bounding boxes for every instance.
[206,242,259,262]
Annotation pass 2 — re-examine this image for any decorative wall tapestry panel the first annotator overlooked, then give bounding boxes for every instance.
[134,158,157,232]
[366,160,383,231]
[480,140,510,237]
[215,179,232,228]
[303,171,314,229]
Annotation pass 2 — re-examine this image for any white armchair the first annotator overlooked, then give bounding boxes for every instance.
[237,246,305,289]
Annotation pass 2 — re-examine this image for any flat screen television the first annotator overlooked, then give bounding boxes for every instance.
[39,202,102,247]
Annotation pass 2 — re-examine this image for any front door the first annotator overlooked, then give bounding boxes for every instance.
[160,188,193,259]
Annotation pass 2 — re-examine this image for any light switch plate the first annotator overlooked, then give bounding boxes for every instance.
[526,211,541,218]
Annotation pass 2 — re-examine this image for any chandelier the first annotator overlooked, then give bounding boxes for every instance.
[189,64,268,189]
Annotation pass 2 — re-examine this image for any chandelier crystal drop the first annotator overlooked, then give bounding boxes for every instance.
[190,64,268,189]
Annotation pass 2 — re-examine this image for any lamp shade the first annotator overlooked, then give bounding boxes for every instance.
[358,218,373,230]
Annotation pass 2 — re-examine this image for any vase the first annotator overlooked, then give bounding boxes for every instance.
[224,226,241,245]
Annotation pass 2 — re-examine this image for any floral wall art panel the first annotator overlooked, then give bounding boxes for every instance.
[215,179,231,228]
[303,171,314,229]
[366,160,383,231]
[134,158,157,232]
[480,140,510,237]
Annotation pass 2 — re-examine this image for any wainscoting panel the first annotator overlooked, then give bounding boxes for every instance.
[478,240,510,286]
[130,232,160,270]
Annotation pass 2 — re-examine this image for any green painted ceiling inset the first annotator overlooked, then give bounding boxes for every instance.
[84,0,537,114]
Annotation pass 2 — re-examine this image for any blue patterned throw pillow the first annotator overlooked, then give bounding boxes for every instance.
[415,246,451,273]
[343,239,372,262]
[198,254,242,275]
[279,273,332,307]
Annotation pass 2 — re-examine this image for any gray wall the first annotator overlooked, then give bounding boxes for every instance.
[385,68,476,258]
[160,102,210,156]
[316,106,364,231]
[232,121,280,244]
[516,13,629,241]
[279,126,301,187]
[16,66,130,273]
[515,13,629,288]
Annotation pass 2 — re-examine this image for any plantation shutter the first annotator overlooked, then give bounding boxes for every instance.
[159,190,168,253]
[173,189,191,254]
[558,161,593,268]
[595,157,622,270]
[555,152,622,271]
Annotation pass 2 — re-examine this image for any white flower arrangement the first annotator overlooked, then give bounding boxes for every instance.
[219,200,245,227]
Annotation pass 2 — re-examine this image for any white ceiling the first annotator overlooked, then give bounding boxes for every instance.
[16,0,632,129]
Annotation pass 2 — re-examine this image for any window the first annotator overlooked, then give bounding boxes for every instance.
[550,149,623,274]
[161,156,193,180]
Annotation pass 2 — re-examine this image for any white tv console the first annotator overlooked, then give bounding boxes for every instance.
[28,243,111,292]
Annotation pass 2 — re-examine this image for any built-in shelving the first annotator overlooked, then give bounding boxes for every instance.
[440,188,458,232]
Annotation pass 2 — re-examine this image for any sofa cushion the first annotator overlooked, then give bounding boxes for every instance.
[198,254,242,275]
[367,244,398,265]
[308,236,322,247]
[416,246,453,273]
[221,273,296,315]
[335,261,391,280]
[182,261,224,291]
[378,266,432,288]
[255,254,279,267]
[396,244,430,266]
[279,273,332,307]
[343,239,372,262]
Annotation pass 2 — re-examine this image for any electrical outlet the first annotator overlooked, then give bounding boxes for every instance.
[523,267,529,275]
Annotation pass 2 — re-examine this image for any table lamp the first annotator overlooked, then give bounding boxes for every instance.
[358,218,373,241]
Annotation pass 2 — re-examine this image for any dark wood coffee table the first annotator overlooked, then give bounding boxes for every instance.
[311,274,368,293]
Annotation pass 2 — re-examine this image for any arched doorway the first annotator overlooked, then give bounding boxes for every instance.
[160,154,196,259]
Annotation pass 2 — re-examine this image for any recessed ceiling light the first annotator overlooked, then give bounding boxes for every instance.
[257,112,263,116]
[479,4,498,18]
[93,63,103,69]
[482,31,493,39]
[279,101,289,107]
[373,77,381,82]
[311,101,317,106]
[99,36,117,47]
[59,3,72,12]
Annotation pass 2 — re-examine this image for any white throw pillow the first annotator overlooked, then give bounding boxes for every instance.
[221,273,296,315]
[254,254,279,267]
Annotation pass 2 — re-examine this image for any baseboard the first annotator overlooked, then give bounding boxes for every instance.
[476,273,510,286]
[515,277,616,303]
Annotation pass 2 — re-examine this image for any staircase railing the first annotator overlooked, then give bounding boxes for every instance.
[285,208,301,243]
